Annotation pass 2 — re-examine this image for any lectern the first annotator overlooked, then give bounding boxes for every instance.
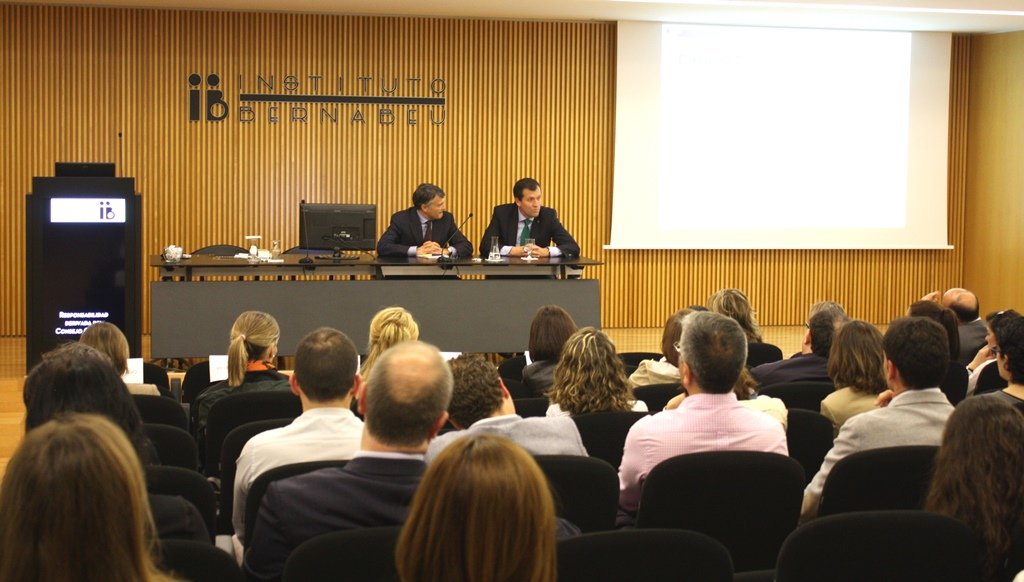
[25,173,141,369]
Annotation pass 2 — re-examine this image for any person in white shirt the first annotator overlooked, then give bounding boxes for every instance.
[232,327,364,544]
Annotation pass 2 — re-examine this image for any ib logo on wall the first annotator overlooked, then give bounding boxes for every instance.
[188,72,448,126]
[50,199,127,224]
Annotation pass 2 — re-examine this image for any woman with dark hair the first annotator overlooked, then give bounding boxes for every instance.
[989,316,1024,413]
[629,308,690,387]
[926,397,1024,582]
[396,434,557,582]
[546,327,647,416]
[908,300,962,362]
[522,305,578,397]
[821,320,887,434]
[967,310,1022,396]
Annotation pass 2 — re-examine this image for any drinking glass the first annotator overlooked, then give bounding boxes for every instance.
[523,238,537,261]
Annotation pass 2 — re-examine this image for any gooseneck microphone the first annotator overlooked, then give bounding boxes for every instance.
[299,200,314,264]
[436,213,473,264]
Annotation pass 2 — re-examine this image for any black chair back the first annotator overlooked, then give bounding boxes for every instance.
[160,540,244,582]
[747,342,784,368]
[785,409,834,484]
[501,376,532,399]
[204,391,302,477]
[144,424,199,471]
[182,361,215,405]
[513,397,549,418]
[143,362,172,397]
[216,418,293,535]
[974,361,1007,395]
[619,351,663,367]
[636,451,804,572]
[282,526,400,582]
[133,394,189,430]
[818,445,938,517]
[759,381,835,411]
[941,364,969,405]
[245,460,350,544]
[633,383,682,413]
[534,455,619,532]
[557,529,733,582]
[572,411,649,468]
[498,354,528,381]
[146,466,216,539]
[774,510,980,582]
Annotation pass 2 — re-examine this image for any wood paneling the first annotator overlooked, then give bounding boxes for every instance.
[2,6,972,337]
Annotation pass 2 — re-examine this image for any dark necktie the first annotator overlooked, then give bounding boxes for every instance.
[519,218,533,245]
[424,220,433,242]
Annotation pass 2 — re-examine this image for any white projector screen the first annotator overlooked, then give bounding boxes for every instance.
[609,22,952,250]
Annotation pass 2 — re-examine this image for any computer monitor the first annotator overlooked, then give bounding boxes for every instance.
[299,203,377,252]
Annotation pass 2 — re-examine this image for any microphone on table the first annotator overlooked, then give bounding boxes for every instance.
[299,200,314,264]
[436,213,473,265]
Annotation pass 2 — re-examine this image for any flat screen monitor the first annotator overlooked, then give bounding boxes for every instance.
[299,203,377,252]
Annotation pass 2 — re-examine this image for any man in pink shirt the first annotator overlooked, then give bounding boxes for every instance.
[618,311,789,516]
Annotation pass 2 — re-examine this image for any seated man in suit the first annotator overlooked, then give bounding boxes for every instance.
[479,177,579,259]
[376,183,472,258]
[426,354,587,462]
[750,302,848,388]
[243,341,453,582]
[801,316,955,520]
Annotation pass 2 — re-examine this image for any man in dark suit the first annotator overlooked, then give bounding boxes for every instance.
[479,177,579,258]
[243,341,453,582]
[921,288,987,364]
[376,183,473,258]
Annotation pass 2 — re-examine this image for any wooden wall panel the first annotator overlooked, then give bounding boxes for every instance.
[1,6,971,338]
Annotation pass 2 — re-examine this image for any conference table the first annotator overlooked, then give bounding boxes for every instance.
[149,253,602,358]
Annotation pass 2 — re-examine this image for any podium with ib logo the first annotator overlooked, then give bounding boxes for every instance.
[26,166,142,369]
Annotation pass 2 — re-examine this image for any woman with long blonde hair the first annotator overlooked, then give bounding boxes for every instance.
[360,307,419,379]
[396,434,557,582]
[547,327,647,416]
[708,288,763,343]
[0,414,178,582]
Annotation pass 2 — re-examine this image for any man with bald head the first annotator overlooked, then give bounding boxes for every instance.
[244,341,452,581]
[922,288,985,363]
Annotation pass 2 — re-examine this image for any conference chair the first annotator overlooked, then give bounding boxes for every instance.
[501,376,533,399]
[182,361,215,406]
[635,451,804,572]
[512,396,549,418]
[216,418,293,535]
[534,455,619,533]
[784,409,835,484]
[974,362,1008,395]
[774,511,980,582]
[133,394,189,430]
[142,361,172,396]
[633,382,682,413]
[245,459,350,544]
[817,445,938,517]
[498,354,528,381]
[618,351,662,368]
[557,529,733,582]
[746,342,784,368]
[146,465,217,540]
[941,363,969,405]
[571,411,649,468]
[160,540,244,582]
[758,381,835,411]
[203,391,302,478]
[143,424,199,471]
[282,526,400,582]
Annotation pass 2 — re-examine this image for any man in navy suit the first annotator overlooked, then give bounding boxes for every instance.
[243,341,453,581]
[479,177,579,258]
[376,183,473,258]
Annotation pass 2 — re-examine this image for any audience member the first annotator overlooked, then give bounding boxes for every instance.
[376,183,472,258]
[426,355,587,462]
[629,308,689,387]
[546,327,647,416]
[985,316,1024,413]
[821,320,886,434]
[23,343,209,542]
[479,177,580,258]
[359,306,419,380]
[0,414,178,582]
[922,287,986,363]
[243,341,452,582]
[908,299,962,366]
[193,311,290,452]
[801,317,954,520]
[927,397,1024,582]
[80,321,163,396]
[232,327,365,544]
[751,304,848,388]
[396,434,557,582]
[522,305,578,396]
[967,310,1022,396]
[618,311,788,516]
[708,288,763,343]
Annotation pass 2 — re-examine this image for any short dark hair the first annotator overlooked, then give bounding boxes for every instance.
[528,305,578,362]
[995,316,1024,385]
[447,355,503,428]
[293,327,359,403]
[412,183,445,208]
[678,311,747,394]
[363,341,453,447]
[908,300,961,361]
[808,309,848,357]
[883,317,949,389]
[513,178,541,200]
